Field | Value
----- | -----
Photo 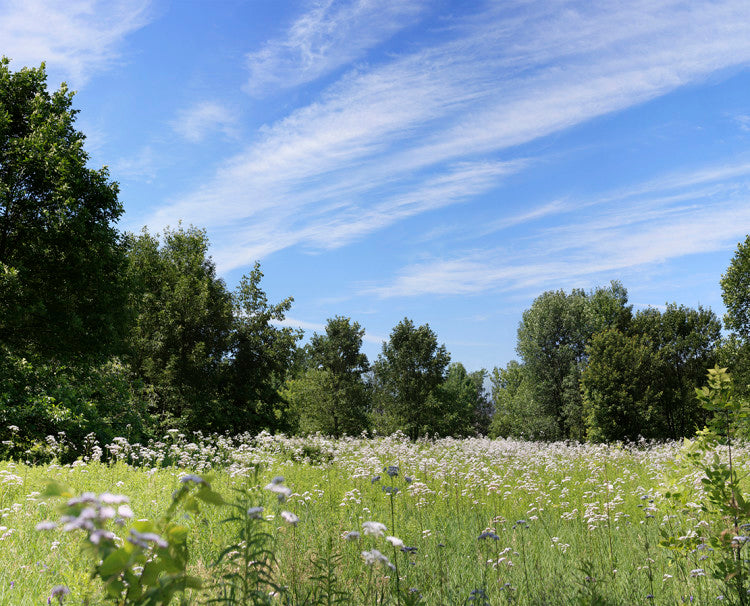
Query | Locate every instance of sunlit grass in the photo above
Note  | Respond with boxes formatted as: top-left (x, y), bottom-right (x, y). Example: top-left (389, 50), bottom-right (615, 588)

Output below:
top-left (0, 433), bottom-right (743, 604)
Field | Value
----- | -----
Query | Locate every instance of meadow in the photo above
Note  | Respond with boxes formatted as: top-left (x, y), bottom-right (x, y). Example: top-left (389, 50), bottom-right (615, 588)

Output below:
top-left (0, 431), bottom-right (744, 605)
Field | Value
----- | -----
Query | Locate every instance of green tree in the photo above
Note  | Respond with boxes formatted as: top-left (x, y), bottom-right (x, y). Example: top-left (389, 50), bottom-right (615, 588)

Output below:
top-left (432, 363), bottom-right (488, 437)
top-left (632, 303), bottom-right (721, 438)
top-left (721, 235), bottom-right (750, 395)
top-left (225, 262), bottom-right (301, 433)
top-left (581, 328), bottom-right (660, 442)
top-left (301, 316), bottom-right (371, 436)
top-left (0, 58), bottom-right (128, 359)
top-left (488, 361), bottom-right (556, 439)
top-left (125, 226), bottom-right (234, 430)
top-left (283, 367), bottom-right (369, 436)
top-left (372, 318), bottom-right (450, 438)
top-left (516, 282), bottom-right (631, 439)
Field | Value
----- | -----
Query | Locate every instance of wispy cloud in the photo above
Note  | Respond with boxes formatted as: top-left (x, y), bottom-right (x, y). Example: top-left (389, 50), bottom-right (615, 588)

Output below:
top-left (112, 145), bottom-right (157, 183)
top-left (0, 0), bottom-right (152, 87)
top-left (245, 0), bottom-right (429, 96)
top-left (367, 160), bottom-right (750, 298)
top-left (171, 101), bottom-right (237, 143)
top-left (148, 0), bottom-right (750, 274)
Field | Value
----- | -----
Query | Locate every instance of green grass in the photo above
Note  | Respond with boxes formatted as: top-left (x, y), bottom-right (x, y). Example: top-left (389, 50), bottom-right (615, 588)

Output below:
top-left (0, 433), bottom-right (744, 604)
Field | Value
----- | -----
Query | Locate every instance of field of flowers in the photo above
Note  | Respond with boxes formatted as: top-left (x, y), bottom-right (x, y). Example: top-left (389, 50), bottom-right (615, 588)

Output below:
top-left (0, 431), bottom-right (744, 605)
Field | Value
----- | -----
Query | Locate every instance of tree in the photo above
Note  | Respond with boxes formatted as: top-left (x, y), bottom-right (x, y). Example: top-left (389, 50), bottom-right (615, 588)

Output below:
top-left (432, 363), bottom-right (489, 437)
top-left (225, 262), bottom-right (301, 433)
top-left (125, 226), bottom-right (234, 430)
top-left (299, 316), bottom-right (371, 436)
top-left (722, 235), bottom-right (750, 340)
top-left (372, 318), bottom-right (450, 438)
top-left (488, 361), bottom-right (556, 439)
top-left (721, 235), bottom-right (750, 394)
top-left (581, 328), bottom-right (660, 442)
top-left (516, 282), bottom-right (632, 439)
top-left (283, 367), bottom-right (369, 436)
top-left (0, 58), bottom-right (128, 359)
top-left (631, 303), bottom-right (721, 438)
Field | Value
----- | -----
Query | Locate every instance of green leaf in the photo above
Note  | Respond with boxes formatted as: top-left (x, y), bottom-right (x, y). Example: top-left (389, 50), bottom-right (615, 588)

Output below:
top-left (99, 547), bottom-right (131, 578)
top-left (196, 486), bottom-right (226, 506)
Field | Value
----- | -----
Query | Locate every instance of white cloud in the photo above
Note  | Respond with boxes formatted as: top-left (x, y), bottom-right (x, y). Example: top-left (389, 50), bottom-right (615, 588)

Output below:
top-left (0, 0), bottom-right (152, 87)
top-left (112, 145), bottom-right (157, 183)
top-left (366, 160), bottom-right (750, 298)
top-left (172, 101), bottom-right (237, 143)
top-left (148, 0), bottom-right (750, 274)
top-left (245, 0), bottom-right (428, 96)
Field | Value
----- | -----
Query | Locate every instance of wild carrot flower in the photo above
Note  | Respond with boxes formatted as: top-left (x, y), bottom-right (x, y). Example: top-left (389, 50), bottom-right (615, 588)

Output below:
top-left (362, 521), bottom-right (386, 537)
top-left (264, 480), bottom-right (292, 502)
top-left (361, 549), bottom-right (396, 570)
top-left (386, 535), bottom-right (404, 548)
top-left (281, 511), bottom-right (299, 526)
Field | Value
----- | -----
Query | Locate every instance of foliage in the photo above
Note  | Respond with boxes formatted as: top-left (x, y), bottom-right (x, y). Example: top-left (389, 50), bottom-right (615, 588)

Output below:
top-left (225, 262), bottom-right (301, 434)
top-left (722, 235), bottom-right (750, 341)
top-left (721, 235), bottom-right (750, 397)
top-left (0, 58), bottom-right (128, 360)
top-left (125, 226), bottom-right (234, 431)
top-left (283, 368), bottom-right (370, 437)
top-left (41, 474), bottom-right (225, 605)
top-left (631, 303), bottom-right (721, 438)
top-left (432, 363), bottom-right (489, 437)
top-left (126, 231), bottom-right (299, 435)
top-left (581, 328), bottom-right (660, 442)
top-left (287, 316), bottom-right (372, 437)
top-left (661, 367), bottom-right (750, 605)
top-left (372, 318), bottom-right (450, 438)
top-left (516, 282), bottom-right (632, 440)
top-left (0, 347), bottom-right (148, 461)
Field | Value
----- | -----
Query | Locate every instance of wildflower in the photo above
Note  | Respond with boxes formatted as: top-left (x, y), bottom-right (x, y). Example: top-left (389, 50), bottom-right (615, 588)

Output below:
top-left (36, 521), bottom-right (57, 531)
top-left (382, 486), bottom-right (399, 495)
top-left (89, 529), bottom-right (115, 545)
top-left (281, 511), bottom-right (299, 526)
top-left (247, 506), bottom-right (264, 519)
top-left (117, 504), bottom-right (133, 519)
top-left (343, 530), bottom-right (361, 541)
top-left (385, 465), bottom-right (399, 478)
top-left (386, 535), bottom-right (404, 548)
top-left (49, 585), bottom-right (70, 604)
top-left (478, 531), bottom-right (499, 540)
top-left (371, 475), bottom-right (381, 484)
top-left (99, 493), bottom-right (129, 505)
top-left (264, 480), bottom-right (292, 502)
top-left (361, 548), bottom-right (396, 570)
top-left (179, 474), bottom-right (205, 485)
top-left (128, 529), bottom-right (168, 549)
top-left (7, 426), bottom-right (19, 433)
top-left (270, 476), bottom-right (285, 485)
top-left (690, 568), bottom-right (706, 577)
top-left (401, 545), bottom-right (418, 554)
top-left (362, 521), bottom-right (386, 537)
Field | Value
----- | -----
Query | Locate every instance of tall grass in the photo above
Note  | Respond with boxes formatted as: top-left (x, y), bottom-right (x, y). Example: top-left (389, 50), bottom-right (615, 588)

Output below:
top-left (0, 431), bottom-right (746, 604)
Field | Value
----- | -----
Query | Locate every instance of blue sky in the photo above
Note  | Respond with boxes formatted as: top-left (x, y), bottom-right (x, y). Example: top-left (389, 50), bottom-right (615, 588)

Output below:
top-left (3, 0), bottom-right (750, 372)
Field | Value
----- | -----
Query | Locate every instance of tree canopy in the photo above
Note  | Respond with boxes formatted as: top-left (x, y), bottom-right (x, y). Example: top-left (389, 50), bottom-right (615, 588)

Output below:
top-left (0, 58), bottom-right (128, 360)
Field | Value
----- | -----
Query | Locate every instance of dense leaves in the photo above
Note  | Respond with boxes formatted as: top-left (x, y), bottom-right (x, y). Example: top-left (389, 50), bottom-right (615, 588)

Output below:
top-left (0, 58), bottom-right (128, 360)
top-left (373, 318), bottom-right (450, 438)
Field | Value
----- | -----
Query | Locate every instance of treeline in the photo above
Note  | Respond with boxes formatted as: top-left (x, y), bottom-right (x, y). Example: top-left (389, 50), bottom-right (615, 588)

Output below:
top-left (2, 59), bottom-right (750, 459)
